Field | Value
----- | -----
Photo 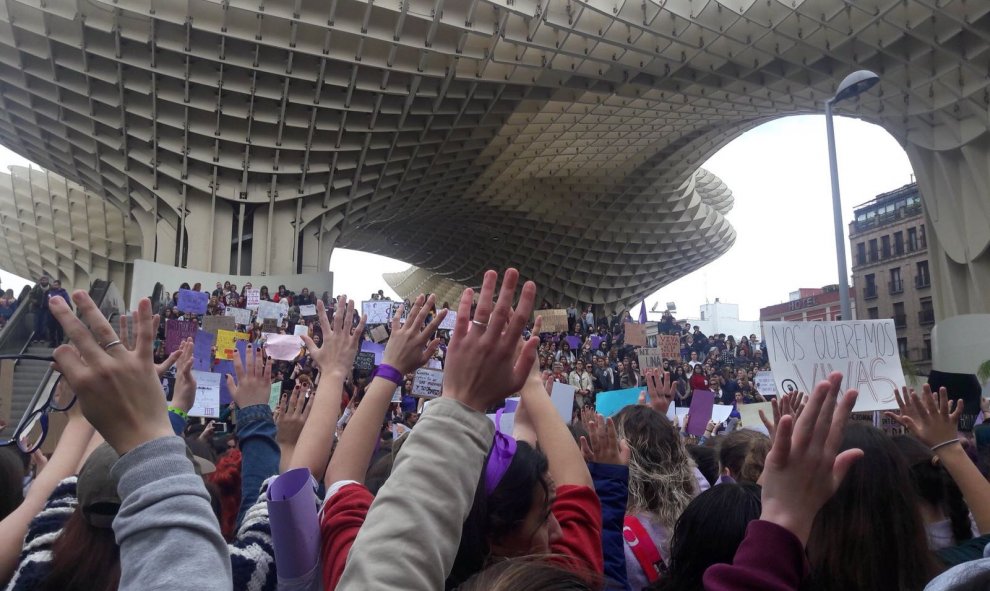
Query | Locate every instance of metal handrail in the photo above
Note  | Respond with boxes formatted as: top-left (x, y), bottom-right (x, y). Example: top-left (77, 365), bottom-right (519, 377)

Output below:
top-left (0, 286), bottom-right (36, 362)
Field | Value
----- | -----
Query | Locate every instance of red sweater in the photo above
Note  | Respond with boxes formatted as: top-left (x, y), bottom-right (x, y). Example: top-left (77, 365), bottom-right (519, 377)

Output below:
top-left (690, 374), bottom-right (709, 392)
top-left (320, 483), bottom-right (374, 591)
top-left (551, 484), bottom-right (604, 577)
top-left (703, 520), bottom-right (808, 591)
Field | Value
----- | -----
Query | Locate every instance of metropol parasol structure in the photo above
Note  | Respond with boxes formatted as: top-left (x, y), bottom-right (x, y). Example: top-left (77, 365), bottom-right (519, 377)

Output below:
top-left (0, 0), bottom-right (986, 317)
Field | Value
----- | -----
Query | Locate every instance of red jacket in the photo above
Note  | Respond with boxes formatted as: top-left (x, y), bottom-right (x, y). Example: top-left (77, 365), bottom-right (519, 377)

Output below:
top-left (690, 373), bottom-right (709, 392)
top-left (320, 483), bottom-right (374, 590)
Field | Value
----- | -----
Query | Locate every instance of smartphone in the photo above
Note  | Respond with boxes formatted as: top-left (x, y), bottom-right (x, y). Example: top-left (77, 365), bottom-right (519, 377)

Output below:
top-left (213, 422), bottom-right (228, 434)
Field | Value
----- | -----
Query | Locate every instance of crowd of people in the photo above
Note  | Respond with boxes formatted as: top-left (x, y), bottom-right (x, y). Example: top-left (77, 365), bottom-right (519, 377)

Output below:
top-left (0, 268), bottom-right (989, 591)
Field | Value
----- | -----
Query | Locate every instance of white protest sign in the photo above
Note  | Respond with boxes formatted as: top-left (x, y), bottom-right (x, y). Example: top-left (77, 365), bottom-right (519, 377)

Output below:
top-left (257, 300), bottom-right (286, 324)
top-left (711, 404), bottom-right (734, 425)
top-left (293, 324), bottom-right (309, 337)
top-left (763, 320), bottom-right (903, 412)
top-left (411, 368), bottom-right (443, 398)
top-left (550, 382), bottom-right (577, 423)
top-left (245, 289), bottom-right (260, 310)
top-left (391, 387), bottom-right (402, 403)
top-left (225, 307), bottom-right (253, 326)
top-left (362, 301), bottom-right (394, 325)
top-left (189, 370), bottom-right (221, 418)
top-left (426, 358), bottom-right (443, 370)
top-left (737, 402), bottom-right (772, 435)
top-left (263, 334), bottom-right (304, 361)
top-left (299, 304), bottom-right (317, 317)
top-left (754, 371), bottom-right (777, 397)
top-left (439, 310), bottom-right (457, 330)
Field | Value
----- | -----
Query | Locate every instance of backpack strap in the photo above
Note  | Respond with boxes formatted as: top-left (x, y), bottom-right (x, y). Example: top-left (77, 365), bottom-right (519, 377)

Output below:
top-left (623, 515), bottom-right (668, 583)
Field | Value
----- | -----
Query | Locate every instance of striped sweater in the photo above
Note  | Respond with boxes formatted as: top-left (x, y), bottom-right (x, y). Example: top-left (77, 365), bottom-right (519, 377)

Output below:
top-left (4, 477), bottom-right (277, 591)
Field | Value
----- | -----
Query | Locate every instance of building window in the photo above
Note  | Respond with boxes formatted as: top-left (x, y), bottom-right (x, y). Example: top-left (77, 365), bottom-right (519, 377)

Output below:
top-left (893, 231), bottom-right (904, 256)
top-left (922, 336), bottom-right (932, 361)
top-left (920, 224), bottom-right (927, 249)
top-left (881, 235), bottom-right (891, 259)
top-left (919, 297), bottom-right (934, 325)
top-left (865, 274), bottom-right (878, 299)
top-left (869, 239), bottom-right (878, 262)
top-left (898, 337), bottom-right (909, 358)
top-left (889, 268), bottom-right (903, 294)
top-left (916, 260), bottom-right (930, 288)
top-left (856, 242), bottom-right (866, 266)
top-left (908, 227), bottom-right (918, 251)
top-left (868, 307), bottom-right (879, 319)
top-left (893, 302), bottom-right (906, 328)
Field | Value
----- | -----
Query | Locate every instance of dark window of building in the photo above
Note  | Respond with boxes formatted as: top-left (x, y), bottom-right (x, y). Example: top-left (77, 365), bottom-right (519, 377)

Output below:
top-left (916, 260), bottom-right (930, 288)
top-left (869, 239), bottom-right (878, 262)
top-left (893, 231), bottom-right (904, 256)
top-left (923, 336), bottom-right (932, 361)
top-left (893, 302), bottom-right (906, 328)
top-left (881, 235), bottom-right (891, 259)
top-left (868, 307), bottom-right (879, 319)
top-left (919, 297), bottom-right (934, 325)
top-left (889, 268), bottom-right (903, 294)
top-left (856, 242), bottom-right (866, 266)
top-left (898, 337), bottom-right (909, 358)
top-left (865, 274), bottom-right (877, 299)
top-left (908, 227), bottom-right (918, 251)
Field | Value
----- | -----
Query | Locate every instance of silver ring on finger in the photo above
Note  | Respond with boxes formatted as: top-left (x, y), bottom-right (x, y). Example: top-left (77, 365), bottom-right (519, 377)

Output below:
top-left (103, 339), bottom-right (123, 351)
top-left (471, 319), bottom-right (489, 329)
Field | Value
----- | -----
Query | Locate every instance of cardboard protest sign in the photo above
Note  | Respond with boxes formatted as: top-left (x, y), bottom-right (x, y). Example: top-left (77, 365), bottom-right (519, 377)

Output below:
top-left (298, 304), bottom-right (317, 317)
top-left (165, 319), bottom-right (198, 354)
top-left (637, 347), bottom-right (663, 371)
top-left (737, 401), bottom-right (772, 435)
top-left (754, 371), bottom-right (777, 397)
top-left (354, 352), bottom-right (376, 374)
top-left (411, 368), bottom-right (443, 398)
top-left (370, 325), bottom-right (389, 343)
top-left (245, 289), bottom-right (260, 310)
top-left (225, 307), bottom-right (253, 327)
top-left (261, 318), bottom-right (278, 333)
top-left (541, 309), bottom-right (569, 333)
top-left (625, 322), bottom-right (647, 347)
top-left (293, 324), bottom-right (309, 337)
top-left (189, 370), bottom-right (221, 418)
top-left (269, 382), bottom-right (282, 411)
top-left (264, 334), bottom-right (304, 361)
top-left (362, 301), bottom-right (394, 325)
top-left (177, 289), bottom-right (208, 315)
top-left (215, 330), bottom-right (250, 361)
top-left (659, 335), bottom-right (681, 361)
top-left (763, 320), bottom-right (903, 412)
top-left (685, 390), bottom-right (716, 436)
top-left (257, 301), bottom-right (286, 324)
top-left (192, 330), bottom-right (215, 371)
top-left (439, 310), bottom-right (457, 331)
top-left (202, 315), bottom-right (236, 335)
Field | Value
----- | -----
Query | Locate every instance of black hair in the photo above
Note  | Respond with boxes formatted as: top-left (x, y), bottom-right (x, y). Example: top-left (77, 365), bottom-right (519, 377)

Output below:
top-left (446, 441), bottom-right (550, 590)
top-left (685, 445), bottom-right (718, 488)
top-left (0, 446), bottom-right (25, 521)
top-left (651, 482), bottom-right (762, 591)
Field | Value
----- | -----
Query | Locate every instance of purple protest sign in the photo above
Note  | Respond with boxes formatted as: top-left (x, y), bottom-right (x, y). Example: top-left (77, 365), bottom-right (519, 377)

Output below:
top-left (686, 390), bottom-right (716, 436)
top-left (360, 341), bottom-right (385, 365)
top-left (267, 468), bottom-right (320, 579)
top-left (165, 319), bottom-right (198, 354)
top-left (590, 335), bottom-right (603, 350)
top-left (192, 330), bottom-right (215, 372)
top-left (215, 341), bottom-right (247, 405)
top-left (565, 335), bottom-right (581, 350)
top-left (177, 288), bottom-right (209, 315)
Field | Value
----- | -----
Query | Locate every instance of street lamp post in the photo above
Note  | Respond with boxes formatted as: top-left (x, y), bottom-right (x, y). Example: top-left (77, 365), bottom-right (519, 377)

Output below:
top-left (825, 70), bottom-right (880, 321)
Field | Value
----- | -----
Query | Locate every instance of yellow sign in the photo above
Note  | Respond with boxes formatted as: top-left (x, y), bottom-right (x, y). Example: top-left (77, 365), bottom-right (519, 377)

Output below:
top-left (215, 329), bottom-right (250, 360)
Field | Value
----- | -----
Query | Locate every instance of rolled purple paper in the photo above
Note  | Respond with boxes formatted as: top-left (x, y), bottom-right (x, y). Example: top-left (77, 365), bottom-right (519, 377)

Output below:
top-left (267, 468), bottom-right (320, 579)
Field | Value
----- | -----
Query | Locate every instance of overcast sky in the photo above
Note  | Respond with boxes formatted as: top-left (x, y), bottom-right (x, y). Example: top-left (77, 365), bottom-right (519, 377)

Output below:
top-left (1, 114), bottom-right (913, 317)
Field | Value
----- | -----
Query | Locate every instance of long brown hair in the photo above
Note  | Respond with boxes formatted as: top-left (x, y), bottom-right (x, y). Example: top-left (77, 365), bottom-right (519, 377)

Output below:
top-left (805, 423), bottom-right (941, 591)
top-left (458, 556), bottom-right (602, 590)
top-left (40, 508), bottom-right (120, 591)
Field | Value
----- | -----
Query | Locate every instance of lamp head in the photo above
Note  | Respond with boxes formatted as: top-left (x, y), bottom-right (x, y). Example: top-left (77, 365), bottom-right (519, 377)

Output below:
top-left (831, 70), bottom-right (880, 104)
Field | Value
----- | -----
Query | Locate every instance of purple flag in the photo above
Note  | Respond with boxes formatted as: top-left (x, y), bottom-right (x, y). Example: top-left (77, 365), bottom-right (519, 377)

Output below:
top-left (192, 330), bottom-right (215, 372)
top-left (177, 289), bottom-right (209, 315)
top-left (638, 301), bottom-right (647, 324)
top-left (165, 319), bottom-right (198, 355)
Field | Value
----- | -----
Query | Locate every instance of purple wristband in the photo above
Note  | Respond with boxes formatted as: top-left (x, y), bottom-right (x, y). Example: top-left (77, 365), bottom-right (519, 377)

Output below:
top-left (370, 363), bottom-right (403, 386)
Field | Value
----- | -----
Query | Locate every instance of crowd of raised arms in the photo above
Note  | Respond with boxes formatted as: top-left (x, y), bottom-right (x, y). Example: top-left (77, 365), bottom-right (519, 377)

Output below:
top-left (2, 268), bottom-right (990, 591)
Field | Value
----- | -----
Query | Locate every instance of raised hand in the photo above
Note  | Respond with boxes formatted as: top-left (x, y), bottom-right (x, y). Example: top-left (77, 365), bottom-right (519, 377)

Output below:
top-left (885, 384), bottom-right (961, 448)
top-left (226, 345), bottom-right (272, 408)
top-left (638, 368), bottom-right (672, 416)
top-left (760, 390), bottom-right (806, 444)
top-left (578, 409), bottom-right (630, 465)
top-left (276, 385), bottom-right (311, 449)
top-left (50, 293), bottom-right (174, 454)
top-left (170, 338), bottom-right (196, 414)
top-left (442, 269), bottom-right (539, 412)
top-left (381, 294), bottom-right (446, 374)
top-left (300, 297), bottom-right (365, 375)
top-left (759, 372), bottom-right (862, 545)
top-left (120, 312), bottom-right (180, 377)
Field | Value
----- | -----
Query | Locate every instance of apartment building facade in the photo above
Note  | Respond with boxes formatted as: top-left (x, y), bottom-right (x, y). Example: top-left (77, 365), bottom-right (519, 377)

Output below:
top-left (849, 183), bottom-right (934, 374)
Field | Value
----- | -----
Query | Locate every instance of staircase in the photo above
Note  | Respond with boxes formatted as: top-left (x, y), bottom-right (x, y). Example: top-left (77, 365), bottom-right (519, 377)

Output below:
top-left (9, 343), bottom-right (55, 425)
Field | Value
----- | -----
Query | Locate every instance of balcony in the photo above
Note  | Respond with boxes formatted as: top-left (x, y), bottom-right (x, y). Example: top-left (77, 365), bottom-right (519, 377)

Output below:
top-left (889, 280), bottom-right (904, 295)
top-left (893, 313), bottom-right (907, 328)
top-left (919, 309), bottom-right (935, 325)
top-left (864, 285), bottom-right (878, 300)
top-left (916, 275), bottom-right (931, 289)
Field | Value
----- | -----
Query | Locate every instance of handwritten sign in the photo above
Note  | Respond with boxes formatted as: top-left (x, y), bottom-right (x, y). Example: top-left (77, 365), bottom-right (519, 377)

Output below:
top-left (177, 289), bottom-right (208, 315)
top-left (625, 322), bottom-right (646, 347)
top-left (225, 307), bottom-right (252, 327)
top-left (370, 325), bottom-right (389, 343)
top-left (202, 315), bottom-right (236, 335)
top-left (261, 318), bottom-right (278, 333)
top-left (362, 301), bottom-right (394, 325)
top-left (354, 352), bottom-right (376, 373)
top-left (189, 370), bottom-right (221, 418)
top-left (439, 310), bottom-right (457, 331)
top-left (245, 289), bottom-right (260, 310)
top-left (299, 304), bottom-right (317, 317)
top-left (257, 300), bottom-right (286, 324)
top-left (659, 335), bottom-right (681, 361)
top-left (215, 330), bottom-right (250, 361)
top-left (411, 368), bottom-right (443, 399)
top-left (165, 319), bottom-right (198, 354)
top-left (541, 309), bottom-right (569, 333)
top-left (754, 371), bottom-right (778, 397)
top-left (637, 347), bottom-right (663, 371)
top-left (763, 320), bottom-right (903, 412)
